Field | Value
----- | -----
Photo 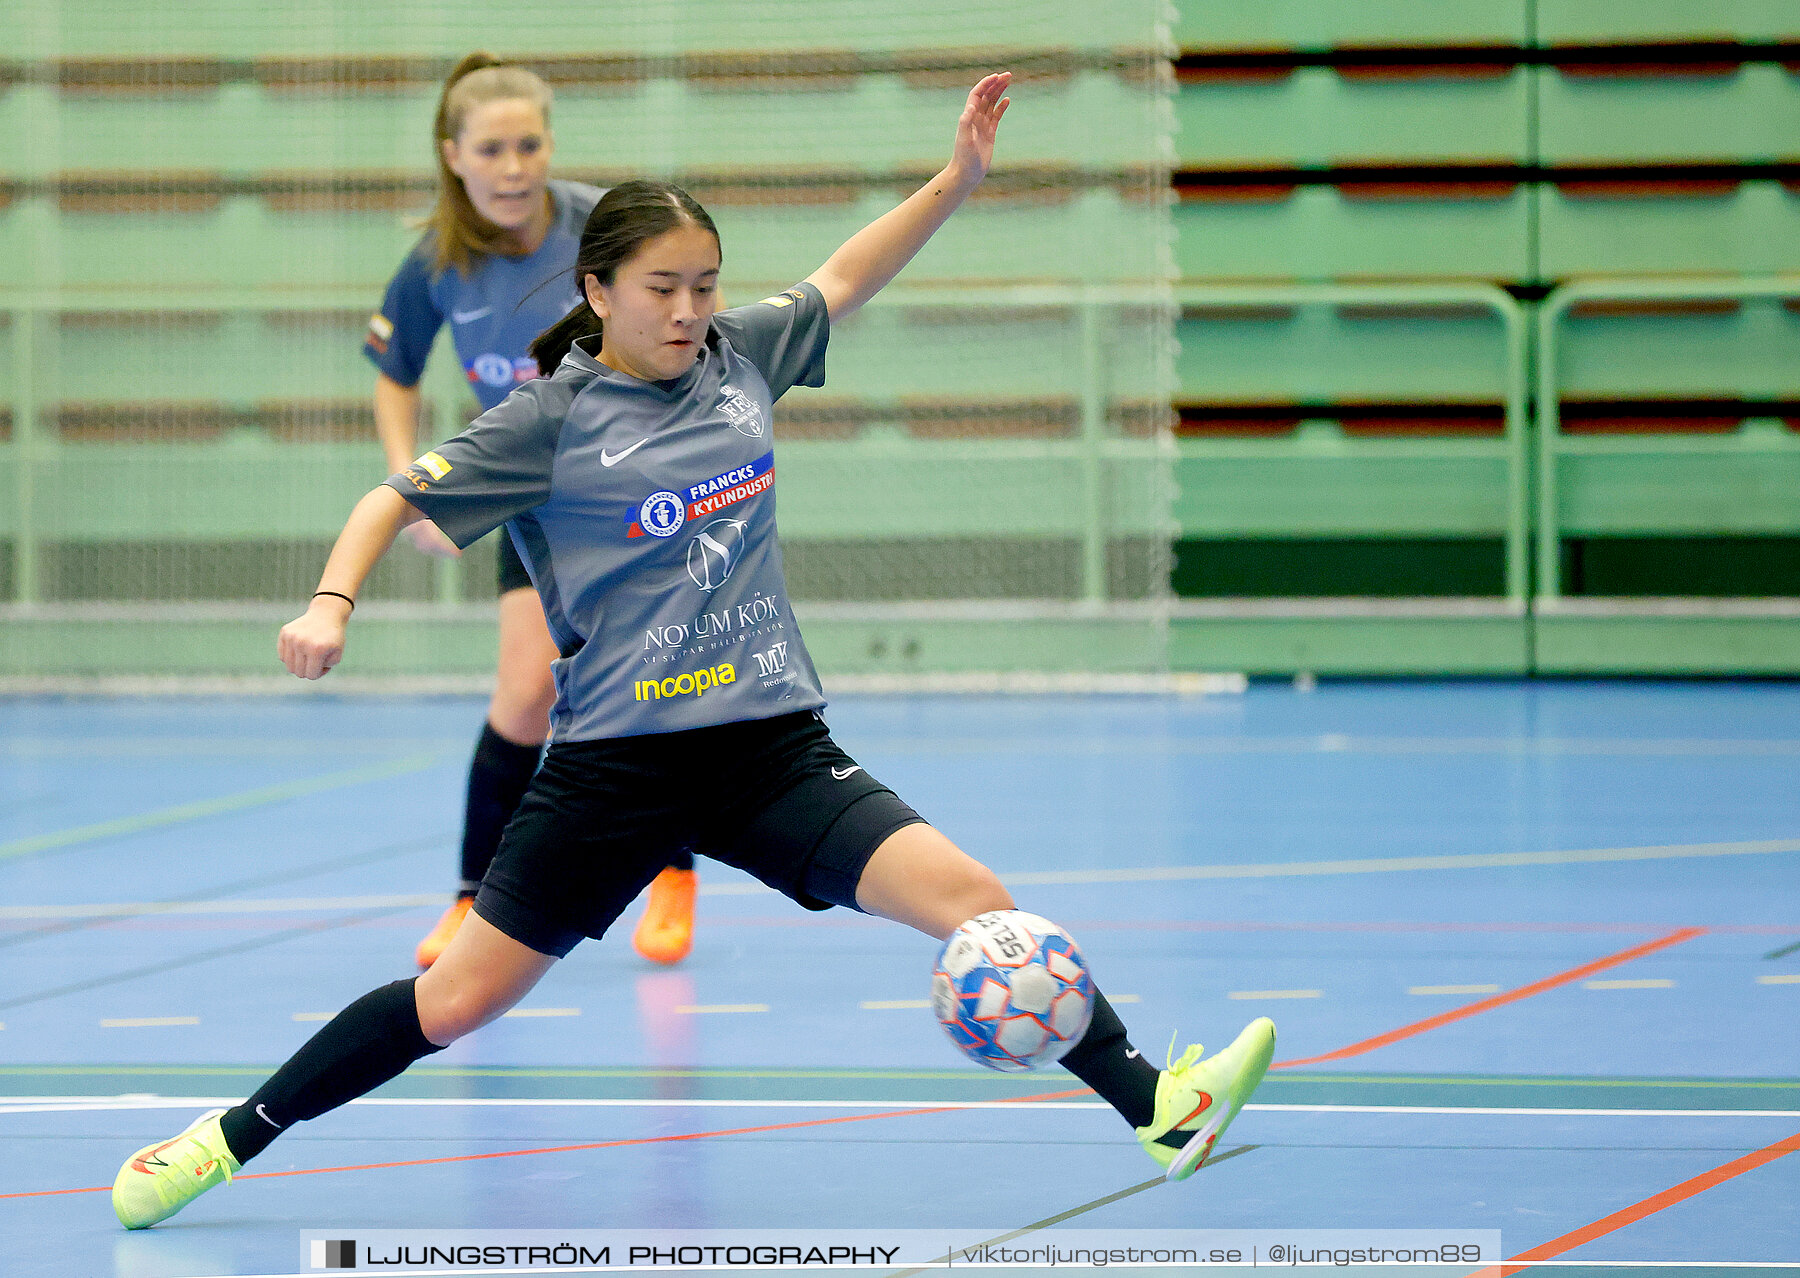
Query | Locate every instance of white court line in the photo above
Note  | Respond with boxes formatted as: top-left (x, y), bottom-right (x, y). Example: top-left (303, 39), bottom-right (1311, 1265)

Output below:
top-left (5, 1096), bottom-right (1797, 1118)
top-left (7, 835), bottom-right (1798, 919)
top-left (1757, 974), bottom-right (1800, 984)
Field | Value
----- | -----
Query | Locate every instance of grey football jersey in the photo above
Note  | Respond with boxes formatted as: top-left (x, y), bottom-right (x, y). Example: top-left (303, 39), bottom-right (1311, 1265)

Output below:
top-left (386, 283), bottom-right (830, 742)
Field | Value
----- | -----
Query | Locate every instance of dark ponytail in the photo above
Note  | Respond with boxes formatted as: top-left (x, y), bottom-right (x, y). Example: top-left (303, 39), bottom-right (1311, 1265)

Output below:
top-left (529, 304), bottom-right (604, 374)
top-left (528, 180), bottom-right (720, 372)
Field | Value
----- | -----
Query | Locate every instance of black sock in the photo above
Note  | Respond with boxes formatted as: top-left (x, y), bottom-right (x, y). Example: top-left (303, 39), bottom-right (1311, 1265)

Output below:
top-left (1058, 988), bottom-right (1161, 1129)
top-left (666, 846), bottom-right (694, 872)
top-left (460, 722), bottom-right (542, 891)
top-left (218, 979), bottom-right (445, 1164)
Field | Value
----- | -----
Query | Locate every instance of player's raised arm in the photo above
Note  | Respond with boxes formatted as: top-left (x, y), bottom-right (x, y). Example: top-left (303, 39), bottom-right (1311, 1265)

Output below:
top-left (277, 485), bottom-right (424, 679)
top-left (803, 72), bottom-right (1010, 324)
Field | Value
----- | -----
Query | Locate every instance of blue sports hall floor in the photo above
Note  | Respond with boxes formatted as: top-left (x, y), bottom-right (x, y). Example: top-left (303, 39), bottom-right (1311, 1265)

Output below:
top-left (1, 680), bottom-right (1796, 1277)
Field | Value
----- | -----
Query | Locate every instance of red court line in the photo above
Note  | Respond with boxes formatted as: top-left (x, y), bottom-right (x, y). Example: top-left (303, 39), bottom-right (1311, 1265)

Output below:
top-left (0, 1088), bottom-right (1095, 1200)
top-left (1466, 1128), bottom-right (1800, 1277)
top-left (0, 928), bottom-right (1713, 1199)
top-left (1273, 926), bottom-right (1707, 1069)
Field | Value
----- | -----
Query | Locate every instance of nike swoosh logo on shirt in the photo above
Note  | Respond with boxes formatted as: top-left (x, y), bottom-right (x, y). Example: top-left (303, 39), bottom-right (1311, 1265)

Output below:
top-left (600, 438), bottom-right (650, 467)
top-left (831, 766), bottom-right (863, 781)
top-left (451, 306), bottom-right (492, 324)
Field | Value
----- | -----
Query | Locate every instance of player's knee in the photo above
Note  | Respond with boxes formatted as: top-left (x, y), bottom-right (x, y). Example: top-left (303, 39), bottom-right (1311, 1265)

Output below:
top-left (415, 981), bottom-right (511, 1046)
top-left (938, 859), bottom-right (1013, 925)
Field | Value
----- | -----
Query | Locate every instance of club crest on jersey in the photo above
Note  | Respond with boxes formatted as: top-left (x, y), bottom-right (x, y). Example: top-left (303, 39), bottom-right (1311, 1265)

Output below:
top-left (719, 383), bottom-right (765, 438)
top-left (637, 491), bottom-right (687, 538)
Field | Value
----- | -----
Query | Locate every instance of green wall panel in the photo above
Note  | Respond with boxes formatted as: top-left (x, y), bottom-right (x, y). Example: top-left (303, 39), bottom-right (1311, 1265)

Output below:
top-left (1175, 190), bottom-right (1532, 283)
top-left (1176, 70), bottom-right (1528, 167)
top-left (1173, 0), bottom-right (1528, 51)
top-left (1175, 442), bottom-right (1516, 537)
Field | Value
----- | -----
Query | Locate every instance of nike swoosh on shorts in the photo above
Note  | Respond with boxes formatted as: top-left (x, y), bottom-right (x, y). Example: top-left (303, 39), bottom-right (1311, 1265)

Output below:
top-left (601, 438), bottom-right (650, 467)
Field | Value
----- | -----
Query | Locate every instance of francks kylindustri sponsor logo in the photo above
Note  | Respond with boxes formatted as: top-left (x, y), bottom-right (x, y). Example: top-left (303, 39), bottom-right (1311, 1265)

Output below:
top-left (627, 452), bottom-right (773, 538)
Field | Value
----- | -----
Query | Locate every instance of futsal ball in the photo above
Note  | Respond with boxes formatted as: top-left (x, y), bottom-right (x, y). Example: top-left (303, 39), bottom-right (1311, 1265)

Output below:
top-left (931, 910), bottom-right (1094, 1072)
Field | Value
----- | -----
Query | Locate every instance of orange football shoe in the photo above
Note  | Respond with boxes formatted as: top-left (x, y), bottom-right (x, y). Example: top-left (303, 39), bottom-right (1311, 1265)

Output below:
top-left (632, 867), bottom-right (697, 965)
top-left (415, 895), bottom-right (474, 969)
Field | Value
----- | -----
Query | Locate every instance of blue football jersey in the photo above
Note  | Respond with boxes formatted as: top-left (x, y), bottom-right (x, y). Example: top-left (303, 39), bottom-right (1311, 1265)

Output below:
top-left (364, 179), bottom-right (601, 412)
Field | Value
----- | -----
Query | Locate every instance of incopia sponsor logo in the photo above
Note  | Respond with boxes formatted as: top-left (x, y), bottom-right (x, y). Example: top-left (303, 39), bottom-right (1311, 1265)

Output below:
top-left (635, 662), bottom-right (736, 702)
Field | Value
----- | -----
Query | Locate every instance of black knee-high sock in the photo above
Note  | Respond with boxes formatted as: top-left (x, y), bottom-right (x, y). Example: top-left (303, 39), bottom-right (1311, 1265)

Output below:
top-left (460, 722), bottom-right (542, 892)
top-left (218, 979), bottom-right (444, 1164)
top-left (1058, 988), bottom-right (1161, 1129)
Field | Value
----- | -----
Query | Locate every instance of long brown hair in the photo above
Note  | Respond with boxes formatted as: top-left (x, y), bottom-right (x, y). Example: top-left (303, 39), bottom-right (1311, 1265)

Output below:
top-left (425, 52), bottom-right (555, 276)
top-left (529, 181), bottom-right (721, 373)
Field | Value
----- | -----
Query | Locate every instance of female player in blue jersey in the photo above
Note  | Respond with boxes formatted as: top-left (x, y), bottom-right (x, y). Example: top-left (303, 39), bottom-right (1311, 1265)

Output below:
top-left (113, 73), bottom-right (1276, 1229)
top-left (368, 53), bottom-right (698, 968)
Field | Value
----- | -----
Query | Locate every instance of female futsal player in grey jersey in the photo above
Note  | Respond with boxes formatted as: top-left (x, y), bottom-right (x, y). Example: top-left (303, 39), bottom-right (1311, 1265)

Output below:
top-left (113, 74), bottom-right (1275, 1229)
top-left (372, 52), bottom-right (698, 968)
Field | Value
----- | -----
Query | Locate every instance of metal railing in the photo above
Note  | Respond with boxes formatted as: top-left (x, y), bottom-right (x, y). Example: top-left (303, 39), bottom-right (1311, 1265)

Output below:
top-left (1535, 275), bottom-right (1800, 601)
top-left (1176, 282), bottom-right (1531, 609)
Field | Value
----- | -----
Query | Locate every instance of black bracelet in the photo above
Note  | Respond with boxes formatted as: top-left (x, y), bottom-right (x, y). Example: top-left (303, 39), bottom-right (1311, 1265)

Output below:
top-left (312, 590), bottom-right (356, 611)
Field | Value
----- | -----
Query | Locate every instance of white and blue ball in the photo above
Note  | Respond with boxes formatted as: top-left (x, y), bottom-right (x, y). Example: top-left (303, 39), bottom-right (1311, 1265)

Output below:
top-left (932, 910), bottom-right (1093, 1071)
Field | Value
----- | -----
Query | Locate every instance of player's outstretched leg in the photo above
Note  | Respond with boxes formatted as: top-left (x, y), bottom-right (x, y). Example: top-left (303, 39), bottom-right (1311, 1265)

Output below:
top-left (632, 848), bottom-right (698, 964)
top-left (852, 822), bottom-right (1275, 1179)
top-left (116, 912), bottom-right (556, 1228)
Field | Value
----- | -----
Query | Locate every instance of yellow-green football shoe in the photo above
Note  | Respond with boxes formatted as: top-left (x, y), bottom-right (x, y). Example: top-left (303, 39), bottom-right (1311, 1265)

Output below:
top-left (1135, 1017), bottom-right (1276, 1181)
top-left (113, 1108), bottom-right (240, 1229)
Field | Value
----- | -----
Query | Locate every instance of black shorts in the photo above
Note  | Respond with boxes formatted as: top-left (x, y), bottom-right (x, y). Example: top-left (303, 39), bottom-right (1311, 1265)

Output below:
top-left (472, 711), bottom-right (923, 958)
top-left (496, 530), bottom-right (533, 595)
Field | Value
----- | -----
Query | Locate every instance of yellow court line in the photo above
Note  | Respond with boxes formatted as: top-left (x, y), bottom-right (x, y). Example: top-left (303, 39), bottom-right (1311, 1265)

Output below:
top-left (0, 753), bottom-right (443, 863)
top-left (1757, 974), bottom-right (1800, 985)
top-left (1003, 837), bottom-right (1800, 886)
top-left (11, 838), bottom-right (1799, 919)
